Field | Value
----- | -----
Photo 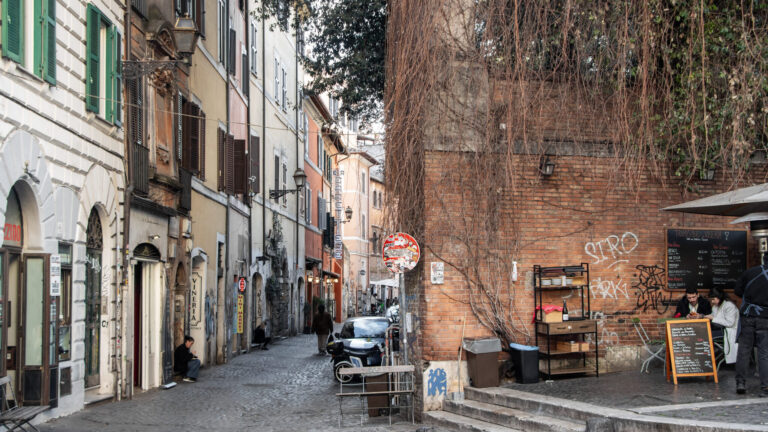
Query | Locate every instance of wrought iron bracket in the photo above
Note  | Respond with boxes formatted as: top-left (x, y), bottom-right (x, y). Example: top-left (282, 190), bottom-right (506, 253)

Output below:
top-left (122, 59), bottom-right (179, 80)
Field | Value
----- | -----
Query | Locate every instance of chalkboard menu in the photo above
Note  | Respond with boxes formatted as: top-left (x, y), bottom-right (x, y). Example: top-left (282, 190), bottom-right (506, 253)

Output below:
top-left (665, 319), bottom-right (718, 384)
top-left (666, 229), bottom-right (747, 291)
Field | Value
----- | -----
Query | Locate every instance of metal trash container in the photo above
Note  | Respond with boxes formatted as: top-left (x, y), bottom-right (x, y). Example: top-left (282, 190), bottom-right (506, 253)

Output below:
top-left (509, 343), bottom-right (539, 384)
top-left (463, 338), bottom-right (502, 388)
top-left (365, 374), bottom-right (389, 417)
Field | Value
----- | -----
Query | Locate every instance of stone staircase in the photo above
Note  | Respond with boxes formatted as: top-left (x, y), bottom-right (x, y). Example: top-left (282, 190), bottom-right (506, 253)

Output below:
top-left (424, 387), bottom-right (587, 432)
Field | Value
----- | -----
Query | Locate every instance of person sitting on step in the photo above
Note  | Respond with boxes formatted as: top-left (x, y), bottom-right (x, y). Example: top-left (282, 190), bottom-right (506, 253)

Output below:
top-left (174, 335), bottom-right (201, 383)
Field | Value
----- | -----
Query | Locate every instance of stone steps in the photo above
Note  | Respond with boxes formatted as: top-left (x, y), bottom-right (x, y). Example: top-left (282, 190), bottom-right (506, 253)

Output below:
top-left (443, 399), bottom-right (585, 432)
top-left (424, 410), bottom-right (524, 432)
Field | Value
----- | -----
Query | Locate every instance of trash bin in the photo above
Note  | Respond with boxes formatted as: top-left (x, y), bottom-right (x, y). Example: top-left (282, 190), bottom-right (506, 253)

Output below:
top-left (463, 338), bottom-right (502, 388)
top-left (509, 343), bottom-right (539, 384)
top-left (365, 374), bottom-right (389, 417)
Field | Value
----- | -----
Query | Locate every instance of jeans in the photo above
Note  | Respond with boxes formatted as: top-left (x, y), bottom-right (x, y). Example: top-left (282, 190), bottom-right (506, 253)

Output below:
top-left (317, 333), bottom-right (328, 353)
top-left (186, 358), bottom-right (201, 379)
top-left (735, 315), bottom-right (768, 388)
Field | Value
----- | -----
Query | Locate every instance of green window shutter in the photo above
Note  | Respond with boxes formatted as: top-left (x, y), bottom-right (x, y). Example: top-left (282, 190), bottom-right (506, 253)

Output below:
top-left (86, 5), bottom-right (100, 113)
top-left (34, 0), bottom-right (42, 77)
top-left (2, 0), bottom-right (24, 63)
top-left (105, 26), bottom-right (114, 122)
top-left (43, 0), bottom-right (56, 84)
top-left (113, 31), bottom-right (122, 126)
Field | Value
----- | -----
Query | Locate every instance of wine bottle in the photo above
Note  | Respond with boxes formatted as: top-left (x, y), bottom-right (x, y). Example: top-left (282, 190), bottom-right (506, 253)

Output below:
top-left (562, 300), bottom-right (569, 321)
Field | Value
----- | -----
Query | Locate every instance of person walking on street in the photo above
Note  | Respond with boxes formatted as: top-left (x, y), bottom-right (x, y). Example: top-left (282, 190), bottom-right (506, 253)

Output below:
top-left (734, 264), bottom-right (768, 396)
top-left (174, 335), bottom-right (201, 382)
top-left (311, 304), bottom-right (333, 355)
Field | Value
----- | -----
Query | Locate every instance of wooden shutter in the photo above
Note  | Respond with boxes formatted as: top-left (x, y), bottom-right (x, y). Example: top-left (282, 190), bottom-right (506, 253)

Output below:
top-left (2, 0), bottom-right (23, 63)
top-left (86, 5), bottom-right (100, 112)
top-left (217, 129), bottom-right (225, 191)
top-left (176, 93), bottom-right (183, 160)
top-left (189, 105), bottom-right (200, 175)
top-left (225, 134), bottom-right (235, 193)
top-left (234, 139), bottom-right (246, 195)
top-left (242, 52), bottom-right (248, 96)
top-left (228, 28), bottom-right (236, 75)
top-left (250, 21), bottom-right (257, 73)
top-left (274, 156), bottom-right (280, 202)
top-left (249, 135), bottom-right (259, 194)
top-left (181, 101), bottom-right (191, 170)
top-left (105, 26), bottom-right (115, 122)
top-left (195, 0), bottom-right (205, 38)
top-left (128, 78), bottom-right (143, 146)
top-left (199, 110), bottom-right (206, 179)
top-left (113, 31), bottom-right (122, 125)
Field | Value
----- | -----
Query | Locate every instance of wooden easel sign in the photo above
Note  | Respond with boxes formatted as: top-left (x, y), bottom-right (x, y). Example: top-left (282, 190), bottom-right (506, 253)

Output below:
top-left (665, 319), bottom-right (718, 385)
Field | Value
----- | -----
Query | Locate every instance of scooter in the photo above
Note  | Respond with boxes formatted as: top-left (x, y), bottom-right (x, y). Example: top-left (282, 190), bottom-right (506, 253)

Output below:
top-left (327, 335), bottom-right (385, 383)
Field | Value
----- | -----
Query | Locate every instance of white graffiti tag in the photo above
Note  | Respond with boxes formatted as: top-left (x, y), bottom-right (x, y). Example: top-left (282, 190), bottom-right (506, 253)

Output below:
top-left (584, 311), bottom-right (619, 346)
top-left (590, 277), bottom-right (629, 300)
top-left (584, 232), bottom-right (639, 268)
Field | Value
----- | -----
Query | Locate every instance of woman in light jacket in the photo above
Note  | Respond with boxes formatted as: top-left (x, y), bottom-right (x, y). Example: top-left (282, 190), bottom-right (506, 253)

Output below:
top-left (706, 287), bottom-right (739, 364)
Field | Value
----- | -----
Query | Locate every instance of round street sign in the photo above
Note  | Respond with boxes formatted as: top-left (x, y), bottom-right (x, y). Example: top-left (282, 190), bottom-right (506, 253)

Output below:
top-left (238, 277), bottom-right (246, 292)
top-left (382, 232), bottom-right (420, 274)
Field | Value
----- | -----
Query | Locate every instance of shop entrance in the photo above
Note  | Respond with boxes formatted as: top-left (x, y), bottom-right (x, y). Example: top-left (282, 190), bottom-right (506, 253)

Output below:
top-left (84, 210), bottom-right (102, 388)
top-left (132, 243), bottom-right (163, 390)
top-left (1, 185), bottom-right (57, 407)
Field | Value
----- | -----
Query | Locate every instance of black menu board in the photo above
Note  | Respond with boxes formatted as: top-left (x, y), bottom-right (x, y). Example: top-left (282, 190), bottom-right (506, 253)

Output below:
top-left (665, 319), bottom-right (718, 384)
top-left (666, 229), bottom-right (747, 291)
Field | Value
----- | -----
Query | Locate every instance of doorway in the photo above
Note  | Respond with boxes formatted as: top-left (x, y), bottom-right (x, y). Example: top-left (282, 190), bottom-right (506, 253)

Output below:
top-left (84, 209), bottom-right (102, 388)
top-left (131, 243), bottom-right (163, 390)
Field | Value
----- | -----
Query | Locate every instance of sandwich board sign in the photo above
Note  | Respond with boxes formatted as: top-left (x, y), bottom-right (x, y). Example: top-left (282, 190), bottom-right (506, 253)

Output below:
top-left (665, 318), bottom-right (718, 385)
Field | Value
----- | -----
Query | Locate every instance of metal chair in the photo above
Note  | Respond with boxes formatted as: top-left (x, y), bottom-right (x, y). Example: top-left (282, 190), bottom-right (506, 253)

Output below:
top-left (632, 318), bottom-right (666, 374)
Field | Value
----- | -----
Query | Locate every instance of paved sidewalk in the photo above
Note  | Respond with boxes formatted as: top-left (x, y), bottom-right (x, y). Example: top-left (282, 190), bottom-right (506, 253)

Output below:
top-left (39, 330), bottom-right (426, 432)
top-left (505, 367), bottom-right (768, 426)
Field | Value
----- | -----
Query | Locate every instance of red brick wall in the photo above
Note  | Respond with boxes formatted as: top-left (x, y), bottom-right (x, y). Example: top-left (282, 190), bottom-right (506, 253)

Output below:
top-left (418, 150), bottom-right (764, 362)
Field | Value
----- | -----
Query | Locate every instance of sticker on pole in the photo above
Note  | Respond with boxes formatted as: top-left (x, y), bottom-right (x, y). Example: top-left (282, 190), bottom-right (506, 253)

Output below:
top-left (382, 232), bottom-right (420, 273)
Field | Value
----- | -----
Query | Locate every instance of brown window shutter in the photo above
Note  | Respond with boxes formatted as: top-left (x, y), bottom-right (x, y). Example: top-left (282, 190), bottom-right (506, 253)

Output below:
top-left (234, 139), bottom-right (246, 195)
top-left (226, 134), bottom-right (235, 194)
top-left (274, 156), bottom-right (280, 202)
top-left (199, 110), bottom-right (206, 180)
top-left (217, 129), bottom-right (225, 191)
top-left (249, 135), bottom-right (259, 194)
top-left (189, 105), bottom-right (200, 175)
top-left (181, 101), bottom-right (191, 170)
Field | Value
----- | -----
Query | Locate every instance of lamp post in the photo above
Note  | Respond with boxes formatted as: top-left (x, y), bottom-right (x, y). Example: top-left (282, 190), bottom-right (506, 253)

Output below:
top-left (269, 168), bottom-right (307, 200)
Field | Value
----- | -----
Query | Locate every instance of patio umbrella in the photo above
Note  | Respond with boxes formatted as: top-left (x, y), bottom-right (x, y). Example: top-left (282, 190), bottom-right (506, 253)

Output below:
top-left (661, 183), bottom-right (768, 217)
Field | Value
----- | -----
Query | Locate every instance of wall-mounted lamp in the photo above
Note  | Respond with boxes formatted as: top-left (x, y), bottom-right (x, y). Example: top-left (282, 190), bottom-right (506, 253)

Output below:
top-left (269, 168), bottom-right (307, 200)
top-left (539, 155), bottom-right (555, 177)
top-left (333, 278), bottom-right (339, 283)
top-left (148, 234), bottom-right (161, 240)
top-left (338, 206), bottom-right (354, 223)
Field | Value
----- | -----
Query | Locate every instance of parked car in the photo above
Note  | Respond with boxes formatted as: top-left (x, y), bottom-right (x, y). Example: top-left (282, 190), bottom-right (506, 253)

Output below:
top-left (327, 316), bottom-right (390, 383)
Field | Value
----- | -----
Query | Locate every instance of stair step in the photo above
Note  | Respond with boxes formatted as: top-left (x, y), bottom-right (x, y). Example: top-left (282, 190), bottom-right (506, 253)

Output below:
top-left (425, 410), bottom-right (524, 432)
top-left (444, 399), bottom-right (585, 432)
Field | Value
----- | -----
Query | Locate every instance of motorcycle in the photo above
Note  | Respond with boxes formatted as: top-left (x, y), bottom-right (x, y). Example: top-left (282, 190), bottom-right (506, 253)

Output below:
top-left (327, 333), bottom-right (385, 383)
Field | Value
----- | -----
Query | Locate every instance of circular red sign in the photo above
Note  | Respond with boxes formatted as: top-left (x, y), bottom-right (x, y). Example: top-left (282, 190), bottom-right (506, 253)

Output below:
top-left (382, 232), bottom-right (420, 274)
top-left (238, 277), bottom-right (246, 292)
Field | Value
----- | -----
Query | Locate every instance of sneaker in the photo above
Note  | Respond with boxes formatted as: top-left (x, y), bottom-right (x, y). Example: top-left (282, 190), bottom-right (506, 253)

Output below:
top-left (736, 381), bottom-right (746, 395)
top-left (760, 388), bottom-right (768, 398)
top-left (183, 377), bottom-right (196, 383)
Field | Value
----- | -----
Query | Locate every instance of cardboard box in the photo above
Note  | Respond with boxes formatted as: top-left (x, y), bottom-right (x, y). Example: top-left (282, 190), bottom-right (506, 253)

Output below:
top-left (579, 342), bottom-right (590, 352)
top-left (543, 311), bottom-right (562, 323)
top-left (557, 341), bottom-right (580, 352)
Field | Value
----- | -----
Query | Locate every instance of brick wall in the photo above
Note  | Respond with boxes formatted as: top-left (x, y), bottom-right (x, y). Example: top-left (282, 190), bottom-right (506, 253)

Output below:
top-left (417, 150), bottom-right (765, 368)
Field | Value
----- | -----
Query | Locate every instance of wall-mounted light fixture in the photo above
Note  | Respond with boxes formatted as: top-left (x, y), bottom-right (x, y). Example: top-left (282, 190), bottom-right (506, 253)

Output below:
top-left (333, 278), bottom-right (339, 283)
top-left (539, 155), bottom-right (555, 177)
top-left (338, 206), bottom-right (354, 223)
top-left (269, 168), bottom-right (307, 200)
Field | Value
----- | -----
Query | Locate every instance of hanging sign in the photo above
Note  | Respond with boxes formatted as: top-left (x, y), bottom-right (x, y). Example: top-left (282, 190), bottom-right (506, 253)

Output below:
top-left (382, 232), bottom-right (420, 274)
top-left (238, 277), bottom-right (246, 292)
top-left (333, 169), bottom-right (344, 259)
top-left (50, 255), bottom-right (61, 296)
top-left (236, 294), bottom-right (244, 334)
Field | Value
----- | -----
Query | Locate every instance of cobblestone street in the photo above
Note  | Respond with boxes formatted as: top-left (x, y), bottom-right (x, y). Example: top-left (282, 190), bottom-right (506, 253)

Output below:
top-left (39, 331), bottom-right (428, 432)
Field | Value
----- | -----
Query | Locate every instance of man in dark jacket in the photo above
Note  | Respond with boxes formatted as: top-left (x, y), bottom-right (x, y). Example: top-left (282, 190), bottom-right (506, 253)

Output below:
top-left (734, 264), bottom-right (768, 396)
top-left (174, 335), bottom-right (201, 382)
top-left (311, 305), bottom-right (334, 355)
top-left (674, 287), bottom-right (712, 318)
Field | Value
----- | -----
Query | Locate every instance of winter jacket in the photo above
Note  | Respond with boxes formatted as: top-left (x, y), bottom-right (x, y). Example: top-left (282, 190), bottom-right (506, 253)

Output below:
top-left (312, 312), bottom-right (334, 335)
top-left (711, 300), bottom-right (739, 364)
top-left (674, 295), bottom-right (712, 318)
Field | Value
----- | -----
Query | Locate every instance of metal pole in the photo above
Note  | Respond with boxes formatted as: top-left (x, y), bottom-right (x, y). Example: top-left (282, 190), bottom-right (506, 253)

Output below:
top-left (400, 272), bottom-right (407, 365)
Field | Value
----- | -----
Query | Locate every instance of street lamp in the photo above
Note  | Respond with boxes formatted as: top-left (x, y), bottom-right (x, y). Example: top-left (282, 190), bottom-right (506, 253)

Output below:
top-left (174, 14), bottom-right (199, 58)
top-left (269, 168), bottom-right (307, 200)
top-left (338, 206), bottom-right (354, 223)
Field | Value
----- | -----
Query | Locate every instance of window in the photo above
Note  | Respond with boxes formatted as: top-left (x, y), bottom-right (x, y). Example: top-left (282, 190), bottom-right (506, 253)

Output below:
top-left (227, 25), bottom-right (236, 75)
top-left (250, 20), bottom-right (258, 75)
top-left (273, 155), bottom-right (280, 203)
top-left (318, 196), bottom-right (327, 230)
top-left (273, 56), bottom-right (280, 105)
top-left (181, 99), bottom-right (205, 178)
top-left (362, 215), bottom-right (366, 239)
top-left (249, 134), bottom-right (260, 194)
top-left (2, 0), bottom-right (57, 84)
top-left (305, 186), bottom-right (312, 224)
top-left (282, 161), bottom-right (287, 205)
top-left (216, 128), bottom-right (245, 196)
top-left (303, 113), bottom-right (309, 144)
top-left (218, 0), bottom-right (226, 63)
top-left (317, 135), bottom-right (323, 172)
top-left (86, 5), bottom-right (122, 124)
top-left (58, 243), bottom-right (72, 362)
top-left (281, 65), bottom-right (287, 111)
top-left (241, 48), bottom-right (248, 95)
top-left (361, 172), bottom-right (366, 194)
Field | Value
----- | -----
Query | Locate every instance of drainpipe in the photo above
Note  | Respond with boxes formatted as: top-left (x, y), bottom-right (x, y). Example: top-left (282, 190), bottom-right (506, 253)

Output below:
top-left (294, 19), bottom-right (301, 336)
top-left (261, 10), bottom-right (266, 324)
top-left (244, 0), bottom-right (252, 350)
top-left (224, 0), bottom-right (231, 363)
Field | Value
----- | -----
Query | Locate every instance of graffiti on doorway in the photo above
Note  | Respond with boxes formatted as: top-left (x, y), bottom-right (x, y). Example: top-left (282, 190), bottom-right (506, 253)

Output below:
top-left (633, 264), bottom-right (672, 315)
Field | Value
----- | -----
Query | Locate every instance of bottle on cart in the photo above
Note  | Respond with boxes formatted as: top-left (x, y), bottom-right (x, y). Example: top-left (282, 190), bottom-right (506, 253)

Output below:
top-left (562, 300), bottom-right (569, 321)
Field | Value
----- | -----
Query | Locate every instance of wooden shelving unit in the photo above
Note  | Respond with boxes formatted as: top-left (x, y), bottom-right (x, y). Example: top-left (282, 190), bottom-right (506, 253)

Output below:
top-left (533, 263), bottom-right (599, 378)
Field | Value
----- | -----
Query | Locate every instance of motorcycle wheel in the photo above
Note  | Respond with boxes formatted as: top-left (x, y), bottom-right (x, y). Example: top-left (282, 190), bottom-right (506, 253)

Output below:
top-left (334, 360), bottom-right (355, 383)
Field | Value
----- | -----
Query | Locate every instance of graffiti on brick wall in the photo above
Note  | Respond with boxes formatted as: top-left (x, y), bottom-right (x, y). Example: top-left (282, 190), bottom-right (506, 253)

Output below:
top-left (427, 368), bottom-right (447, 396)
top-left (590, 277), bottom-right (629, 300)
top-left (633, 264), bottom-right (673, 315)
top-left (584, 311), bottom-right (619, 346)
top-left (584, 232), bottom-right (639, 269)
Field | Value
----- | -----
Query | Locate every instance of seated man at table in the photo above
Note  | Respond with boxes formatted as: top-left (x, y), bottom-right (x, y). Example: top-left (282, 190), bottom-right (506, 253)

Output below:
top-left (674, 286), bottom-right (712, 319)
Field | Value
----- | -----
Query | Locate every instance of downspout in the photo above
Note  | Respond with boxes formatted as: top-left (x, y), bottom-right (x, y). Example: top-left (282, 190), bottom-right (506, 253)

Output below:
top-left (294, 20), bottom-right (300, 336)
top-left (224, 0), bottom-right (231, 362)
top-left (120, 0), bottom-right (133, 401)
top-left (261, 9), bottom-right (266, 282)
top-left (244, 0), bottom-right (252, 350)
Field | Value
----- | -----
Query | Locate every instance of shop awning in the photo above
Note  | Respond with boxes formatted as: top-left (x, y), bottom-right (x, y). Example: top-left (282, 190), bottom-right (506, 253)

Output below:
top-left (370, 278), bottom-right (399, 287)
top-left (662, 182), bottom-right (768, 217)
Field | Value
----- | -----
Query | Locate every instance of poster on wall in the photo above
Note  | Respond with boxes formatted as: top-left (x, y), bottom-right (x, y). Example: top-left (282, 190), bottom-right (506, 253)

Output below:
top-left (430, 262), bottom-right (444, 284)
top-left (50, 255), bottom-right (61, 296)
